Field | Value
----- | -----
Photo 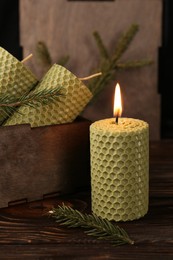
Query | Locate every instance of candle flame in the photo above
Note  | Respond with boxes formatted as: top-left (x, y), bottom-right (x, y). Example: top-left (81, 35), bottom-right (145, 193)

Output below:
top-left (113, 83), bottom-right (122, 121)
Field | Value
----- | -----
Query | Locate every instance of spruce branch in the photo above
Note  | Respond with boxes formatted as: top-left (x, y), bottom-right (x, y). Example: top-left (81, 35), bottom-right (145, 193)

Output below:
top-left (35, 41), bottom-right (52, 68)
top-left (93, 31), bottom-right (109, 60)
top-left (112, 24), bottom-right (139, 64)
top-left (49, 205), bottom-right (134, 246)
top-left (58, 55), bottom-right (70, 66)
top-left (115, 59), bottom-right (153, 70)
top-left (88, 24), bottom-right (152, 98)
top-left (0, 87), bottom-right (64, 118)
top-left (35, 41), bottom-right (70, 70)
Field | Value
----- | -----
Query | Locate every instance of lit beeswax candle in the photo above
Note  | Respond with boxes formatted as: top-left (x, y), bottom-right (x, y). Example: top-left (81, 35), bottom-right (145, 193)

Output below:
top-left (90, 84), bottom-right (149, 221)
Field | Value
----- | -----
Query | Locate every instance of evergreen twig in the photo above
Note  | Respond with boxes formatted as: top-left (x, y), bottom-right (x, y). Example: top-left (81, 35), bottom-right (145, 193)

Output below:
top-left (88, 24), bottom-right (152, 98)
top-left (35, 41), bottom-right (70, 70)
top-left (35, 41), bottom-right (52, 68)
top-left (93, 31), bottom-right (109, 60)
top-left (58, 55), bottom-right (70, 66)
top-left (115, 60), bottom-right (153, 70)
top-left (0, 87), bottom-right (64, 118)
top-left (49, 205), bottom-right (134, 246)
top-left (112, 24), bottom-right (139, 63)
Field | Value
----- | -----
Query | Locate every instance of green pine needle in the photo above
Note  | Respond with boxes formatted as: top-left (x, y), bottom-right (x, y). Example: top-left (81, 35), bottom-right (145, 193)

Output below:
top-left (49, 205), bottom-right (134, 246)
top-left (0, 87), bottom-right (64, 119)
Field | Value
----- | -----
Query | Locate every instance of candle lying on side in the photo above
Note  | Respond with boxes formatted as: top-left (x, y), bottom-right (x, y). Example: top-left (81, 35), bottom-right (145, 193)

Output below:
top-left (0, 47), bottom-right (38, 123)
top-left (4, 64), bottom-right (93, 127)
top-left (90, 84), bottom-right (149, 221)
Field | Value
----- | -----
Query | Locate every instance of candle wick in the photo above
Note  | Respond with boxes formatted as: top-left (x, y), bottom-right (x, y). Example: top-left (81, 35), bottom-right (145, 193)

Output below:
top-left (115, 115), bottom-right (119, 124)
top-left (79, 72), bottom-right (102, 81)
top-left (21, 53), bottom-right (33, 63)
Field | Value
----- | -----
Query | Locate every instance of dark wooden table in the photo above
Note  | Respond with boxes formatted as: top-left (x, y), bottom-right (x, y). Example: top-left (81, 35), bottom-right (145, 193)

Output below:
top-left (0, 140), bottom-right (173, 259)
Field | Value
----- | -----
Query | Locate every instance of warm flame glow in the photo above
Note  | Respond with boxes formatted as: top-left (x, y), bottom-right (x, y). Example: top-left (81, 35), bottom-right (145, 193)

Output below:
top-left (113, 83), bottom-right (122, 120)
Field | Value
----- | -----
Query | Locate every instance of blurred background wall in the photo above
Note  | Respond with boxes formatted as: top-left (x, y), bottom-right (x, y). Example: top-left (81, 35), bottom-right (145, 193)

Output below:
top-left (0, 0), bottom-right (162, 140)
top-left (20, 0), bottom-right (162, 140)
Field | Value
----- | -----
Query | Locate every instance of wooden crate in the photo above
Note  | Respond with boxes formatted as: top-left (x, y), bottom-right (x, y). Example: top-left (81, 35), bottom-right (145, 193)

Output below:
top-left (0, 118), bottom-right (91, 208)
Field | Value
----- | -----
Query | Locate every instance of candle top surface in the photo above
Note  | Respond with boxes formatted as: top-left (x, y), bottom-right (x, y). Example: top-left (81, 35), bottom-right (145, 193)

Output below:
top-left (90, 118), bottom-right (148, 134)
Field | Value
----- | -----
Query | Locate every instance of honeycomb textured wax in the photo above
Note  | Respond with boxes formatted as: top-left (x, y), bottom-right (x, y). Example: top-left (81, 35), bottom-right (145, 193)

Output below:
top-left (5, 64), bottom-right (93, 127)
top-left (0, 47), bottom-right (38, 123)
top-left (90, 118), bottom-right (149, 221)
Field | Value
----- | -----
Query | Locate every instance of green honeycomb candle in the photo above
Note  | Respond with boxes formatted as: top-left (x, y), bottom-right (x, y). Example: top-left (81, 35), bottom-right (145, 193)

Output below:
top-left (4, 64), bottom-right (93, 127)
top-left (0, 47), bottom-right (38, 123)
top-left (90, 117), bottom-right (149, 222)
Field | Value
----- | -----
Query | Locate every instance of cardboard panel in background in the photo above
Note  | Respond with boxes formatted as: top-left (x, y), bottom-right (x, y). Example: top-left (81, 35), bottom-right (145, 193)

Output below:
top-left (20, 0), bottom-right (162, 140)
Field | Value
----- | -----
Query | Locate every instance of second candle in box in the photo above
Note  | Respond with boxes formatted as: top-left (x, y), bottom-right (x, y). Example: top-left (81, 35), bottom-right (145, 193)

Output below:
top-left (90, 83), bottom-right (149, 221)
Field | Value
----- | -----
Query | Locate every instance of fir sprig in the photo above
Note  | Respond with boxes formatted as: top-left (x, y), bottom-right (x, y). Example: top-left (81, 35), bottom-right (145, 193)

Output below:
top-left (35, 41), bottom-right (70, 70)
top-left (0, 87), bottom-right (64, 118)
top-left (88, 24), bottom-right (153, 98)
top-left (35, 41), bottom-right (52, 68)
top-left (58, 55), bottom-right (70, 67)
top-left (93, 31), bottom-right (109, 60)
top-left (112, 24), bottom-right (139, 63)
top-left (49, 205), bottom-right (134, 246)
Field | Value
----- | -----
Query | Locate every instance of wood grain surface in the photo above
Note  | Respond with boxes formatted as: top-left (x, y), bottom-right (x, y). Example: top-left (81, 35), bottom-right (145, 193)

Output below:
top-left (0, 118), bottom-right (91, 208)
top-left (19, 0), bottom-right (162, 140)
top-left (0, 140), bottom-right (173, 259)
